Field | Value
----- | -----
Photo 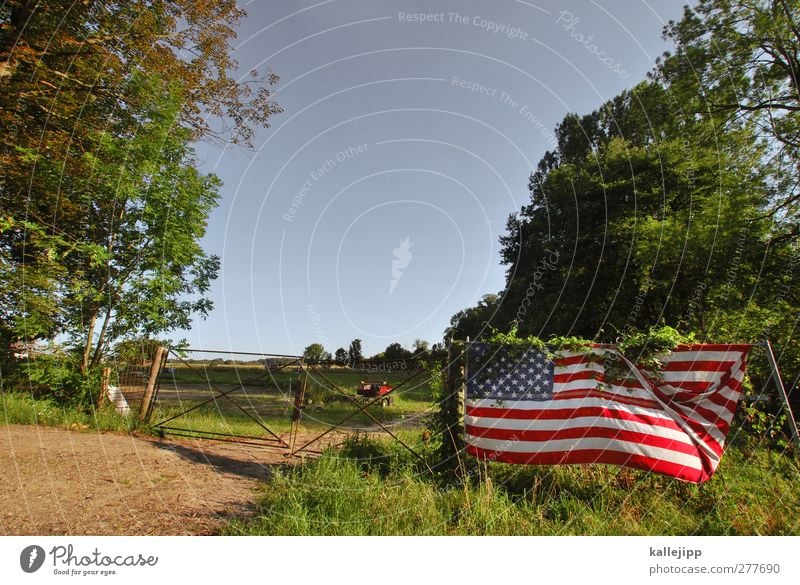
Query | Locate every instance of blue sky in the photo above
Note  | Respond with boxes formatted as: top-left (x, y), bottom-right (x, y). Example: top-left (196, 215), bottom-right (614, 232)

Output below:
top-left (180, 0), bottom-right (687, 357)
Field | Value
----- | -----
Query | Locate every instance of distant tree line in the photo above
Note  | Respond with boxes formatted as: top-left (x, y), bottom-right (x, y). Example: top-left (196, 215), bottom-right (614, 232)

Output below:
top-left (303, 339), bottom-right (443, 364)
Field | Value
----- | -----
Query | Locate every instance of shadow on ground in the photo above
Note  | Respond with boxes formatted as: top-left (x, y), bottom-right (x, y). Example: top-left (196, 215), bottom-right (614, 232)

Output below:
top-left (146, 439), bottom-right (285, 482)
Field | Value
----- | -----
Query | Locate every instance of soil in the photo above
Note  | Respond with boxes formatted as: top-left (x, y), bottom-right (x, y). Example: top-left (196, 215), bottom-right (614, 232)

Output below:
top-left (0, 424), bottom-right (318, 535)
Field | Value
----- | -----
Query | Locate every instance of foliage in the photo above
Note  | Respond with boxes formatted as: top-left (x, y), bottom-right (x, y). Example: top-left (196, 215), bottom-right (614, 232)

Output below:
top-left (451, 65), bottom-right (797, 411)
top-left (466, 325), bottom-right (698, 386)
top-left (113, 338), bottom-right (168, 365)
top-left (491, 80), bottom-right (774, 343)
top-left (19, 351), bottom-right (102, 407)
top-left (384, 342), bottom-right (412, 360)
top-left (0, 1), bottom-right (281, 376)
top-left (412, 339), bottom-right (430, 357)
top-left (649, 0), bottom-right (800, 390)
top-left (422, 349), bottom-right (475, 480)
top-left (303, 343), bottom-right (327, 363)
top-left (445, 293), bottom-right (501, 341)
top-left (347, 339), bottom-right (363, 362)
top-left (334, 348), bottom-right (348, 365)
top-left (734, 400), bottom-right (791, 451)
top-left (0, 1), bottom-right (280, 149)
top-left (654, 0), bottom-right (800, 236)
top-left (615, 326), bottom-right (696, 370)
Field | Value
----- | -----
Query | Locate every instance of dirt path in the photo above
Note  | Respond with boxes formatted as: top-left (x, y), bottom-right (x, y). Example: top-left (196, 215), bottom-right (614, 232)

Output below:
top-left (0, 424), bottom-right (304, 535)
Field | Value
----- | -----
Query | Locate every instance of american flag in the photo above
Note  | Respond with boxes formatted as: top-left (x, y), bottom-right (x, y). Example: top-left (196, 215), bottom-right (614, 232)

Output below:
top-left (465, 342), bottom-right (751, 483)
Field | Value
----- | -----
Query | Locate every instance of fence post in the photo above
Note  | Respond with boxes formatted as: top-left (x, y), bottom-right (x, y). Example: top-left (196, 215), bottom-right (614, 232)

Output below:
top-left (98, 367), bottom-right (111, 408)
top-left (139, 346), bottom-right (167, 423)
top-left (439, 339), bottom-right (466, 478)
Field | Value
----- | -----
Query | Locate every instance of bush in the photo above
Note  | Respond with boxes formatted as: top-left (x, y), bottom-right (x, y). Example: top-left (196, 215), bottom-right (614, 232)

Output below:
top-left (18, 350), bottom-right (102, 407)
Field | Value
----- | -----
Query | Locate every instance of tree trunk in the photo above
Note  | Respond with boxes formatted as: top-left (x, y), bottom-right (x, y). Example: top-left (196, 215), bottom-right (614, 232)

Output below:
top-left (81, 311), bottom-right (98, 373)
top-left (89, 307), bottom-right (113, 369)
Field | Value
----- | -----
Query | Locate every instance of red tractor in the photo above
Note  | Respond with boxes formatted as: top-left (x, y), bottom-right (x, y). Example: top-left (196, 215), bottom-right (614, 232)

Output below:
top-left (356, 380), bottom-right (394, 407)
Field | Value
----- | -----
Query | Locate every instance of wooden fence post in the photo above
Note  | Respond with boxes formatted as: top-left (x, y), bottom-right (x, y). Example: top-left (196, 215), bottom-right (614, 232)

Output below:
top-left (439, 339), bottom-right (466, 479)
top-left (98, 367), bottom-right (111, 407)
top-left (139, 346), bottom-right (167, 423)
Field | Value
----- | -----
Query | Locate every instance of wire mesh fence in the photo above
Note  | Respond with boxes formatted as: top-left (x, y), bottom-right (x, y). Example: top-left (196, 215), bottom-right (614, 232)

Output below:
top-left (100, 347), bottom-right (164, 417)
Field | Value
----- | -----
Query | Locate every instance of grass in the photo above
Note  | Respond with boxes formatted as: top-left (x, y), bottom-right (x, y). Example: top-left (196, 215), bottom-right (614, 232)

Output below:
top-left (0, 391), bottom-right (138, 433)
top-left (225, 434), bottom-right (800, 536)
top-left (164, 363), bottom-right (426, 396)
top-left (149, 400), bottom-right (430, 436)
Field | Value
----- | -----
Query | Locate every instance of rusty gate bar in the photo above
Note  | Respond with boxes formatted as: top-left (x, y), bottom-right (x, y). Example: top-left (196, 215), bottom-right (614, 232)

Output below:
top-left (168, 349), bottom-right (304, 358)
top-left (154, 427), bottom-right (284, 447)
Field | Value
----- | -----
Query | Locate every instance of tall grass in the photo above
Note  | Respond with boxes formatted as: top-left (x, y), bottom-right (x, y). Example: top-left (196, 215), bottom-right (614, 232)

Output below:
top-left (1, 392), bottom-right (138, 432)
top-left (226, 435), bottom-right (800, 536)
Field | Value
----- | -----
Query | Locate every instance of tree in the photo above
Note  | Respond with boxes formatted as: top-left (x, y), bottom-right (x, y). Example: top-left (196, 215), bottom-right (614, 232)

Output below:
top-left (303, 343), bottom-right (327, 363)
top-left (6, 80), bottom-right (223, 371)
top-left (445, 294), bottom-right (501, 341)
top-left (0, 1), bottom-right (280, 148)
top-left (0, 2), bottom-right (281, 370)
top-left (480, 70), bottom-right (799, 386)
top-left (348, 339), bottom-right (363, 363)
top-left (493, 80), bottom-right (778, 342)
top-left (654, 0), bottom-right (800, 239)
top-left (384, 342), bottom-right (411, 360)
top-left (79, 85), bottom-right (221, 370)
top-left (334, 347), bottom-right (348, 364)
top-left (412, 339), bottom-right (430, 357)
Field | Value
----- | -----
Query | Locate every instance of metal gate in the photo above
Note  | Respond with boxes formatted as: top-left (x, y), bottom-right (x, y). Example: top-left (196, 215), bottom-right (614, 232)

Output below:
top-left (148, 348), bottom-right (435, 460)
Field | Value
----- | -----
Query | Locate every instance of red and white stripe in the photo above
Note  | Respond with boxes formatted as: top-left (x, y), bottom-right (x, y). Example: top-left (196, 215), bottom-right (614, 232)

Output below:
top-left (465, 344), bottom-right (750, 483)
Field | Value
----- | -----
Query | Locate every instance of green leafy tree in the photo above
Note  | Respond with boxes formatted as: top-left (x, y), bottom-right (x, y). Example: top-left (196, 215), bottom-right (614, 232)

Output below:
top-left (303, 343), bottom-right (327, 363)
top-left (334, 347), bottom-right (348, 365)
top-left (496, 81), bottom-right (776, 344)
top-left (113, 338), bottom-right (167, 365)
top-left (412, 339), bottom-right (430, 357)
top-left (445, 293), bottom-right (501, 341)
top-left (0, 1), bottom-right (281, 373)
top-left (384, 342), bottom-right (411, 360)
top-left (654, 0), bottom-right (800, 239)
top-left (67, 83), bottom-right (221, 370)
top-left (347, 339), bottom-right (363, 363)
